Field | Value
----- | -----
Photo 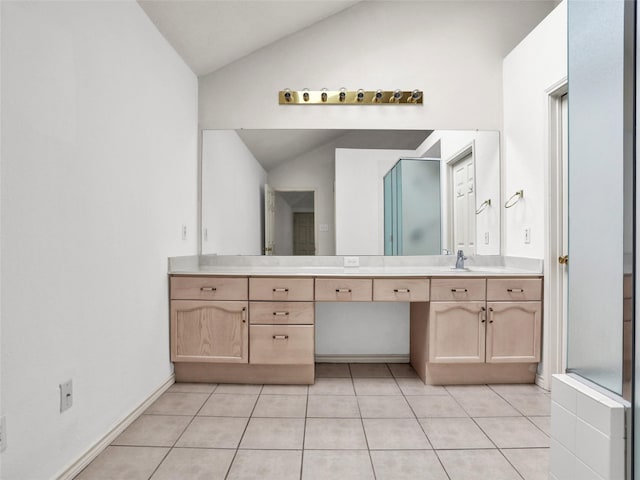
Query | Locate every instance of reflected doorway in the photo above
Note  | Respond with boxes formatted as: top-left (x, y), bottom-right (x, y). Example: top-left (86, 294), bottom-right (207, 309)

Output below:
top-left (265, 187), bottom-right (316, 255)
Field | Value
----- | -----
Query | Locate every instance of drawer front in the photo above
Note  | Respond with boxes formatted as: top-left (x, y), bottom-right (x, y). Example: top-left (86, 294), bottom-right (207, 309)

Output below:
top-left (250, 302), bottom-right (315, 325)
top-left (430, 278), bottom-right (486, 301)
top-left (373, 278), bottom-right (430, 302)
top-left (249, 277), bottom-right (314, 301)
top-left (171, 276), bottom-right (248, 300)
top-left (250, 325), bottom-right (314, 365)
top-left (487, 278), bottom-right (542, 301)
top-left (315, 278), bottom-right (373, 302)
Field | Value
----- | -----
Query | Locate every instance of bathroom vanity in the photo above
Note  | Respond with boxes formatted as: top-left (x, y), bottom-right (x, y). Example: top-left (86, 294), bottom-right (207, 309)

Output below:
top-left (168, 256), bottom-right (542, 385)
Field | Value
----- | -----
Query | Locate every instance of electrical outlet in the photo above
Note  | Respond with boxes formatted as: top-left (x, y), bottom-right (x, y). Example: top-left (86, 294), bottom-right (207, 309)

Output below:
top-left (484, 232), bottom-right (489, 245)
top-left (344, 256), bottom-right (360, 267)
top-left (0, 416), bottom-right (6, 452)
top-left (524, 227), bottom-right (531, 244)
top-left (60, 380), bottom-right (73, 413)
top-left (181, 225), bottom-right (187, 241)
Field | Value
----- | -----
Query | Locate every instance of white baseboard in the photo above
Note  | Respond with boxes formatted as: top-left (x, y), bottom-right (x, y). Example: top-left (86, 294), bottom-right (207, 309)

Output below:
top-left (315, 354), bottom-right (410, 363)
top-left (55, 374), bottom-right (175, 480)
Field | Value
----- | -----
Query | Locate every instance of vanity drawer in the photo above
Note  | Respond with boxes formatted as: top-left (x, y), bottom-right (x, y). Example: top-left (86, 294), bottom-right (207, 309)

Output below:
top-left (487, 278), bottom-right (542, 301)
top-left (250, 325), bottom-right (314, 365)
top-left (315, 278), bottom-right (373, 302)
top-left (373, 278), bottom-right (430, 302)
top-left (431, 278), bottom-right (486, 301)
top-left (171, 276), bottom-right (248, 301)
top-left (250, 302), bottom-right (315, 325)
top-left (249, 277), bottom-right (314, 301)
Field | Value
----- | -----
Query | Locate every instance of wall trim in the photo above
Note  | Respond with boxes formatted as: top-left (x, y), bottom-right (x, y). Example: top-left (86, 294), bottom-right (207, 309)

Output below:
top-left (315, 354), bottom-right (410, 363)
top-left (55, 374), bottom-right (175, 480)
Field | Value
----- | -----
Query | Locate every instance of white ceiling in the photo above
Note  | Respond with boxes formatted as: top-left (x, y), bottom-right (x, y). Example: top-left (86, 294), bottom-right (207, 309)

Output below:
top-left (237, 129), bottom-right (432, 170)
top-left (138, 0), bottom-right (359, 76)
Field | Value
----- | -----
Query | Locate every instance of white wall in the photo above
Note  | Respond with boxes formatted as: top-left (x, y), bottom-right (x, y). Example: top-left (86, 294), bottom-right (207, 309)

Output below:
top-left (335, 148), bottom-right (415, 255)
top-left (1, 2), bottom-right (198, 479)
top-left (199, 1), bottom-right (557, 131)
top-left (201, 130), bottom-right (266, 255)
top-left (416, 130), bottom-right (502, 255)
top-left (267, 142), bottom-right (335, 255)
top-left (503, 3), bottom-right (567, 258)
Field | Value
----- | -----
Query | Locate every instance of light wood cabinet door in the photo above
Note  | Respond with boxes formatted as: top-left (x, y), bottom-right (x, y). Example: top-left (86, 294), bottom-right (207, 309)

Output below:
top-left (428, 301), bottom-right (486, 363)
top-left (485, 302), bottom-right (541, 363)
top-left (171, 300), bottom-right (248, 363)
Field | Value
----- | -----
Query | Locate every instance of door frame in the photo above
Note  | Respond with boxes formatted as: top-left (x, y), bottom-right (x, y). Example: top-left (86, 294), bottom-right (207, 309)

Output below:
top-left (542, 77), bottom-right (568, 390)
top-left (444, 142), bottom-right (476, 255)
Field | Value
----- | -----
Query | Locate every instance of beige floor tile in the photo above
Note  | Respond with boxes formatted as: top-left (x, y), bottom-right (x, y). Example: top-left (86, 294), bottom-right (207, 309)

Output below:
top-left (406, 395), bottom-right (468, 418)
top-left (437, 449), bottom-right (522, 480)
top-left (315, 363), bottom-right (351, 378)
top-left (353, 378), bottom-right (401, 395)
top-left (214, 384), bottom-right (263, 394)
top-left (175, 416), bottom-right (248, 448)
top-left (363, 418), bottom-right (431, 450)
top-left (501, 447), bottom-right (550, 480)
top-left (150, 448), bottom-right (234, 480)
top-left (370, 450), bottom-right (448, 480)
top-left (501, 393), bottom-right (551, 416)
top-left (490, 384), bottom-right (548, 395)
top-left (252, 394), bottom-right (307, 418)
top-left (240, 418), bottom-right (305, 449)
top-left (167, 383), bottom-right (217, 394)
top-left (145, 392), bottom-right (209, 416)
top-left (75, 446), bottom-right (169, 480)
top-left (475, 417), bottom-right (550, 448)
top-left (302, 450), bottom-right (374, 480)
top-left (308, 377), bottom-right (355, 395)
top-left (357, 395), bottom-right (414, 418)
top-left (528, 416), bottom-right (551, 436)
top-left (419, 417), bottom-right (494, 449)
top-left (261, 384), bottom-right (309, 395)
top-left (112, 415), bottom-right (191, 447)
top-left (198, 393), bottom-right (258, 417)
top-left (446, 385), bottom-right (493, 396)
top-left (306, 395), bottom-right (360, 418)
top-left (387, 363), bottom-right (419, 378)
top-left (396, 378), bottom-right (449, 396)
top-left (304, 418), bottom-right (368, 449)
top-left (453, 391), bottom-right (521, 417)
top-left (349, 363), bottom-right (392, 377)
top-left (227, 450), bottom-right (302, 480)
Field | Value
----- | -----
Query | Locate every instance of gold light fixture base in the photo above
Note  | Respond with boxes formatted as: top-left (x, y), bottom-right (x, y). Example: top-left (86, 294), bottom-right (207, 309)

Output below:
top-left (279, 89), bottom-right (423, 105)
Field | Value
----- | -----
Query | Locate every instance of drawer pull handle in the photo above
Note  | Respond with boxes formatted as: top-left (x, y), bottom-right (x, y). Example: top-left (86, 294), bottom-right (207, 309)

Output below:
top-left (242, 307), bottom-right (247, 323)
top-left (488, 307), bottom-right (494, 323)
top-left (480, 306), bottom-right (486, 323)
top-left (507, 288), bottom-right (524, 293)
top-left (394, 289), bottom-right (411, 293)
top-left (273, 312), bottom-right (290, 316)
top-left (273, 288), bottom-right (289, 293)
top-left (200, 287), bottom-right (217, 292)
top-left (336, 288), bottom-right (352, 293)
top-left (272, 335), bottom-right (289, 340)
top-left (451, 288), bottom-right (468, 293)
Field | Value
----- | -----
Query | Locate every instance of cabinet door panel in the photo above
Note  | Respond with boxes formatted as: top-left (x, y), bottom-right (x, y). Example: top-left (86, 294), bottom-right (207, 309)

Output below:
top-left (486, 302), bottom-right (541, 363)
top-left (171, 300), bottom-right (248, 363)
top-left (428, 301), bottom-right (486, 363)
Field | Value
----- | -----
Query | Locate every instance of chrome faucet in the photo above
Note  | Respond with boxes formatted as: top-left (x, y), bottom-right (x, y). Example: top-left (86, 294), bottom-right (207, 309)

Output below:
top-left (455, 250), bottom-right (467, 269)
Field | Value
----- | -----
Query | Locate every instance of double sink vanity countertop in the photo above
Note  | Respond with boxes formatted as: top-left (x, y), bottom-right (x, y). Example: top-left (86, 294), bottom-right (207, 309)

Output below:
top-left (168, 255), bottom-right (543, 277)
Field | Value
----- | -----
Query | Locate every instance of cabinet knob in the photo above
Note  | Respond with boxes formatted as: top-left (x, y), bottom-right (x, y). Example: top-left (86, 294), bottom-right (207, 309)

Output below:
top-left (558, 255), bottom-right (569, 265)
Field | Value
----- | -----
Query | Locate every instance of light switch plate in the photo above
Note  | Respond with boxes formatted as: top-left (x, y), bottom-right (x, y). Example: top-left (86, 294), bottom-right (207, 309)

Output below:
top-left (60, 380), bottom-right (73, 413)
top-left (524, 227), bottom-right (531, 244)
top-left (484, 232), bottom-right (489, 245)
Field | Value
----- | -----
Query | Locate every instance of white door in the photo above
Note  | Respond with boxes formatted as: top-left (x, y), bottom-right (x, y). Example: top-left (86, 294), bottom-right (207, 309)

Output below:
top-left (264, 184), bottom-right (275, 255)
top-left (560, 93), bottom-right (569, 370)
top-left (452, 153), bottom-right (476, 254)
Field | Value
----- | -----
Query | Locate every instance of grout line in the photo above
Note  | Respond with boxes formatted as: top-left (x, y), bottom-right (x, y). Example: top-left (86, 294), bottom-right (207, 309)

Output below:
top-left (223, 385), bottom-right (262, 480)
top-left (300, 386), bottom-right (309, 480)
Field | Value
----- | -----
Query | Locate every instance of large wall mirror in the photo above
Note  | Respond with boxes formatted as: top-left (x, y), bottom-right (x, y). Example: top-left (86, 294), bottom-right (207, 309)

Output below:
top-left (200, 129), bottom-right (501, 257)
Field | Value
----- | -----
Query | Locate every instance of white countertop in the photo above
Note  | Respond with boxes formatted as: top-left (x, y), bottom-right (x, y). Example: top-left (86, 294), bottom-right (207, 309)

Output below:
top-left (168, 255), bottom-right (543, 277)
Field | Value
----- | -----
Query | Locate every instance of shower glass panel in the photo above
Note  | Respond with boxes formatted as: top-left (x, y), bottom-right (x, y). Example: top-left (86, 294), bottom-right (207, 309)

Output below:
top-left (383, 158), bottom-right (441, 255)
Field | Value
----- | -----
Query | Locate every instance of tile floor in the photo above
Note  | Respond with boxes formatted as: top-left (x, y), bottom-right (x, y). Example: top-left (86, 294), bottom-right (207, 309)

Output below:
top-left (75, 363), bottom-right (551, 480)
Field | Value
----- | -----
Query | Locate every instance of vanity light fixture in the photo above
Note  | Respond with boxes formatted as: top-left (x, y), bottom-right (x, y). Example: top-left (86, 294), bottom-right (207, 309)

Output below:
top-left (277, 88), bottom-right (424, 105)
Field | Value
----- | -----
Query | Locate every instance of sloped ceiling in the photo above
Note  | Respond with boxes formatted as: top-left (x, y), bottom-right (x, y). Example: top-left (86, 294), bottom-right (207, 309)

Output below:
top-left (138, 0), bottom-right (359, 76)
